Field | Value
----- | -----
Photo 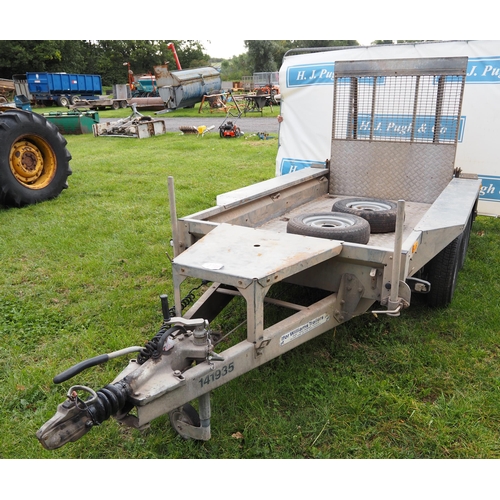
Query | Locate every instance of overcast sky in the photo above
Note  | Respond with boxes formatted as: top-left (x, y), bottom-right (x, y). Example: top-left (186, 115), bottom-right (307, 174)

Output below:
top-left (8, 4), bottom-right (490, 57)
top-left (202, 40), bottom-right (247, 60)
top-left (201, 40), bottom-right (375, 60)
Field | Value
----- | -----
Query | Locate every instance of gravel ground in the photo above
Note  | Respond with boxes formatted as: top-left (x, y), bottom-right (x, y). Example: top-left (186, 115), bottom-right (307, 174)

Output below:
top-left (161, 116), bottom-right (280, 135)
top-left (103, 115), bottom-right (280, 135)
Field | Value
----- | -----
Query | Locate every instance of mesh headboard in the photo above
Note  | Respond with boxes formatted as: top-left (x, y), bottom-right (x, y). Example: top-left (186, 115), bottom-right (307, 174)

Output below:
top-left (329, 57), bottom-right (467, 204)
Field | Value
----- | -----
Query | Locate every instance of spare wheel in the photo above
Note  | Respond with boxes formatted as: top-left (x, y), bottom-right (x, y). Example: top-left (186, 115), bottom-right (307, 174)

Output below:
top-left (332, 197), bottom-right (397, 233)
top-left (286, 212), bottom-right (370, 244)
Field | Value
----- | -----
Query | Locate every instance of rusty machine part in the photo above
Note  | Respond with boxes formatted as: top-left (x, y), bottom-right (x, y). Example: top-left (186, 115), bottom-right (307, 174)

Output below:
top-left (93, 103), bottom-right (167, 138)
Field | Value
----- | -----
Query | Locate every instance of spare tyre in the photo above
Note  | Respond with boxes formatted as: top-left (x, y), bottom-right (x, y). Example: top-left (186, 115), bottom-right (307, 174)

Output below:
top-left (332, 197), bottom-right (397, 233)
top-left (0, 109), bottom-right (72, 207)
top-left (287, 212), bottom-right (370, 244)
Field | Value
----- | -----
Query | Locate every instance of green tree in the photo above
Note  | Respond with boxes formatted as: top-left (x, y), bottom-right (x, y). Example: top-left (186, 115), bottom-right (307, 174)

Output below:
top-left (245, 40), bottom-right (279, 72)
top-left (0, 40), bottom-right (211, 86)
top-left (220, 53), bottom-right (252, 81)
top-left (94, 40), bottom-right (210, 86)
top-left (0, 40), bottom-right (64, 78)
top-left (243, 40), bottom-right (360, 74)
top-left (0, 40), bottom-right (101, 78)
top-left (50, 41), bottom-right (89, 73)
top-left (174, 40), bottom-right (210, 68)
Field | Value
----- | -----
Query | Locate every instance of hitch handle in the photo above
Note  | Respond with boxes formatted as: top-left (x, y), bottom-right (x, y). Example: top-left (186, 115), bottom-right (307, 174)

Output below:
top-left (160, 294), bottom-right (171, 321)
top-left (53, 346), bottom-right (143, 384)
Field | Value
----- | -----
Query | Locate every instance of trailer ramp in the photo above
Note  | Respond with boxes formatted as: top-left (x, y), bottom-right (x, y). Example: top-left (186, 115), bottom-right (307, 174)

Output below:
top-left (329, 57), bottom-right (467, 204)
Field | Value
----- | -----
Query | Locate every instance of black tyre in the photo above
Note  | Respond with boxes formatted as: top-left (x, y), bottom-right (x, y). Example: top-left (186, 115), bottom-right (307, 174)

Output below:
top-left (458, 212), bottom-right (473, 270)
top-left (112, 100), bottom-right (120, 110)
top-left (119, 100), bottom-right (127, 108)
top-left (57, 96), bottom-right (70, 107)
top-left (425, 234), bottom-right (462, 308)
top-left (287, 212), bottom-right (370, 244)
top-left (169, 403), bottom-right (201, 440)
top-left (0, 109), bottom-right (72, 207)
top-left (332, 197), bottom-right (397, 233)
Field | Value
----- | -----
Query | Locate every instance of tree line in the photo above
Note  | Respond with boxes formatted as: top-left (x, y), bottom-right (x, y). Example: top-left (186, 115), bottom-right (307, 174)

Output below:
top-left (0, 40), bottom-right (364, 86)
top-left (223, 40), bottom-right (360, 81)
top-left (0, 40), bottom-right (209, 86)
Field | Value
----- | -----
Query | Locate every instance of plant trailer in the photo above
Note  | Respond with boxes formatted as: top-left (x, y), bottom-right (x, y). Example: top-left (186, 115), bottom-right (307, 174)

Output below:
top-left (37, 57), bottom-right (480, 451)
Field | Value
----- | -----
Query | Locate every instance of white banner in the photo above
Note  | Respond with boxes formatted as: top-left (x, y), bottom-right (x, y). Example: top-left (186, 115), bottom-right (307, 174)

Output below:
top-left (276, 41), bottom-right (500, 216)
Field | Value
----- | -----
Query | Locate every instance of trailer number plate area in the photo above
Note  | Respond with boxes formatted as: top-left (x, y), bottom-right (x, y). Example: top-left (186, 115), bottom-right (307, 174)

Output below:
top-left (199, 362), bottom-right (234, 388)
top-left (280, 314), bottom-right (330, 346)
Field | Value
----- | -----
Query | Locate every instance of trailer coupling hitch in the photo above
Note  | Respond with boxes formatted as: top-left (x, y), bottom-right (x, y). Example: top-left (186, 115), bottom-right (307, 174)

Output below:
top-left (36, 381), bottom-right (131, 450)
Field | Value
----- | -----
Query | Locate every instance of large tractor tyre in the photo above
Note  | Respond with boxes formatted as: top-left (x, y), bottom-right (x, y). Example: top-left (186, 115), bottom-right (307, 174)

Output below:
top-left (0, 109), bottom-right (72, 207)
top-left (332, 197), bottom-right (398, 233)
top-left (424, 233), bottom-right (462, 308)
top-left (287, 212), bottom-right (370, 244)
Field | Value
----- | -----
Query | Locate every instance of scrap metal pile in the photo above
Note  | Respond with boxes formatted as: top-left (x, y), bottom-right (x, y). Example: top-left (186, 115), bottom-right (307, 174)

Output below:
top-left (93, 104), bottom-right (167, 138)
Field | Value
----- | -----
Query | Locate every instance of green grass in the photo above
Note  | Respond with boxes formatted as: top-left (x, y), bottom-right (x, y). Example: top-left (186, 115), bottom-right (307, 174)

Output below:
top-left (1, 130), bottom-right (499, 459)
top-left (33, 100), bottom-right (281, 120)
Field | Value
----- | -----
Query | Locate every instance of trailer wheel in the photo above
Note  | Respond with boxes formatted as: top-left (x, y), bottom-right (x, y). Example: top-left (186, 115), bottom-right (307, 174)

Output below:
top-left (112, 100), bottom-right (120, 110)
top-left (424, 234), bottom-right (462, 308)
top-left (169, 403), bottom-right (201, 440)
top-left (458, 212), bottom-right (473, 270)
top-left (331, 197), bottom-right (397, 233)
top-left (287, 212), bottom-right (370, 244)
top-left (0, 109), bottom-right (72, 207)
top-left (119, 100), bottom-right (127, 108)
top-left (57, 96), bottom-right (70, 107)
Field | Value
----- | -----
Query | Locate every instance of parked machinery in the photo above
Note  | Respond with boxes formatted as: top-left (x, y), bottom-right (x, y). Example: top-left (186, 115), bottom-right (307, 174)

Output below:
top-left (22, 72), bottom-right (102, 107)
top-left (155, 65), bottom-right (222, 110)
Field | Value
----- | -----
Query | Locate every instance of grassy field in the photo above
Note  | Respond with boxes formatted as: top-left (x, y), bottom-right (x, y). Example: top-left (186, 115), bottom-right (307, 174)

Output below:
top-left (1, 126), bottom-right (499, 462)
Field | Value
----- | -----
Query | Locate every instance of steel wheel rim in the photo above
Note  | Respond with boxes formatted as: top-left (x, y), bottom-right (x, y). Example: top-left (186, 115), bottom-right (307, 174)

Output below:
top-left (345, 200), bottom-right (393, 212)
top-left (9, 136), bottom-right (57, 189)
top-left (302, 214), bottom-right (355, 228)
